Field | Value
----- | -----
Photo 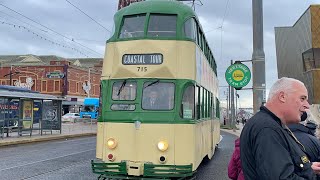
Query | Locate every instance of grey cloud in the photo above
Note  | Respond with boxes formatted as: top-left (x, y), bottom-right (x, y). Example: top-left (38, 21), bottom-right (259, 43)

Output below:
top-left (0, 0), bottom-right (318, 107)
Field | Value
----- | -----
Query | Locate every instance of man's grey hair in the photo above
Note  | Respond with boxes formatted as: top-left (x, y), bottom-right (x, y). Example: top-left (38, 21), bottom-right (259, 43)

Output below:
top-left (267, 77), bottom-right (305, 101)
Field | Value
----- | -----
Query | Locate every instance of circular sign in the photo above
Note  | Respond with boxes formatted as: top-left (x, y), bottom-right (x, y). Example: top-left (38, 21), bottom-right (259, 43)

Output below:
top-left (225, 63), bottom-right (251, 89)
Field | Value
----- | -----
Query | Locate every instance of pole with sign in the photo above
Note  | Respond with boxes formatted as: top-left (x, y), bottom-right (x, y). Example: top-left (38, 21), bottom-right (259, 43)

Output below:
top-left (225, 61), bottom-right (251, 129)
top-left (225, 61), bottom-right (251, 90)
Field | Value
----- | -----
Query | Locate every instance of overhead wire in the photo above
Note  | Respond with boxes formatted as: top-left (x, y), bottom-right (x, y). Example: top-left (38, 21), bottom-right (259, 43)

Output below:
top-left (0, 3), bottom-right (103, 57)
top-left (0, 12), bottom-right (92, 57)
top-left (0, 10), bottom-right (48, 33)
top-left (0, 20), bottom-right (90, 57)
top-left (218, 0), bottom-right (230, 62)
top-left (65, 0), bottom-right (111, 34)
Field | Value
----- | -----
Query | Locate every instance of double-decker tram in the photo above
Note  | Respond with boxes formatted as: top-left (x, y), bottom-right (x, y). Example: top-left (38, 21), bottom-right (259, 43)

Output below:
top-left (92, 0), bottom-right (220, 179)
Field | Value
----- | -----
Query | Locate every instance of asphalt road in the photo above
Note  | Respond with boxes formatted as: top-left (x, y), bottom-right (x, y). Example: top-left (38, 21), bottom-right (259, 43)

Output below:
top-left (0, 131), bottom-right (237, 180)
top-left (196, 131), bottom-right (238, 180)
top-left (0, 136), bottom-right (97, 180)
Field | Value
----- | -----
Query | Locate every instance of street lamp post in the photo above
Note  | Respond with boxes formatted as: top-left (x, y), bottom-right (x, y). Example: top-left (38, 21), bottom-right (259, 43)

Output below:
top-left (3, 65), bottom-right (20, 86)
top-left (252, 0), bottom-right (266, 113)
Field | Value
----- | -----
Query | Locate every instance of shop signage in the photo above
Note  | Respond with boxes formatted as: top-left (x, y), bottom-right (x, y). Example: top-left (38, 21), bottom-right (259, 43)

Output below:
top-left (14, 77), bottom-right (34, 90)
top-left (46, 72), bottom-right (64, 78)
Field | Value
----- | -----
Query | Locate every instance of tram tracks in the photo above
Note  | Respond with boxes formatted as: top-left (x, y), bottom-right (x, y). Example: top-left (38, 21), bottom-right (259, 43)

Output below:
top-left (21, 159), bottom-right (90, 180)
top-left (0, 148), bottom-right (96, 180)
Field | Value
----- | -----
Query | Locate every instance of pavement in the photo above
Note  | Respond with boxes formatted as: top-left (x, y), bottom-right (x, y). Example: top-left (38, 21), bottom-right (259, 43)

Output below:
top-left (0, 122), bottom-right (97, 147)
top-left (220, 123), bottom-right (244, 137)
top-left (0, 121), bottom-right (243, 147)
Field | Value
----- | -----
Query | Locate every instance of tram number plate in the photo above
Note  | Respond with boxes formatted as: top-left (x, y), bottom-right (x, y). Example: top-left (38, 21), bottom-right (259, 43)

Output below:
top-left (137, 67), bottom-right (147, 72)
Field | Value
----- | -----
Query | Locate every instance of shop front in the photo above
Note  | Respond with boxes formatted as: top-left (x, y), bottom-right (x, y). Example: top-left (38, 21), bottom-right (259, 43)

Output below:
top-left (0, 85), bottom-right (63, 138)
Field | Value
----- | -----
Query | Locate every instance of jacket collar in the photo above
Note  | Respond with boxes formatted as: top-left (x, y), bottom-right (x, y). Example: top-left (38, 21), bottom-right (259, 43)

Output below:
top-left (260, 106), bottom-right (283, 127)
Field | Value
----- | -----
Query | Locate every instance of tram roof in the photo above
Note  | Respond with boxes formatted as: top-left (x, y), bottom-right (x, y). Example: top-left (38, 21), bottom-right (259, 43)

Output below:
top-left (116, 0), bottom-right (196, 18)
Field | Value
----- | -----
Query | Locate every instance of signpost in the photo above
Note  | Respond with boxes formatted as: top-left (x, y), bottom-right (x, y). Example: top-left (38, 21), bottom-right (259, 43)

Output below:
top-left (225, 61), bottom-right (251, 129)
top-left (225, 61), bottom-right (251, 90)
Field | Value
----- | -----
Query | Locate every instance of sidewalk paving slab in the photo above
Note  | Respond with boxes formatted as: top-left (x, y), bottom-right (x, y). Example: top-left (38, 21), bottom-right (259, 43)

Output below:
top-left (220, 124), bottom-right (244, 137)
top-left (0, 122), bottom-right (97, 147)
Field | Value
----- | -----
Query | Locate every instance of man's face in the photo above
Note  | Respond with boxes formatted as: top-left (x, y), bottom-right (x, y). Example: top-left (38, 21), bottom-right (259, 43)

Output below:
top-left (284, 82), bottom-right (310, 124)
top-left (150, 91), bottom-right (158, 100)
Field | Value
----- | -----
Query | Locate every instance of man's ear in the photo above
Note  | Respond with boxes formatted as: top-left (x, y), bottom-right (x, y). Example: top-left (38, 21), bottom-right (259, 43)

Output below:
top-left (279, 91), bottom-right (286, 103)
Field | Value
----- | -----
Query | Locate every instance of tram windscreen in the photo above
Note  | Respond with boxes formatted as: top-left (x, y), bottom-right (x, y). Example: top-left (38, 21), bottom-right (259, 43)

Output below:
top-left (82, 105), bottom-right (95, 112)
top-left (112, 81), bottom-right (137, 100)
top-left (142, 82), bottom-right (174, 110)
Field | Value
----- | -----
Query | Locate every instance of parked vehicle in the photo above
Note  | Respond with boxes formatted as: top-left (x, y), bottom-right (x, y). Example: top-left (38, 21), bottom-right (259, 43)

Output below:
top-left (80, 98), bottom-right (99, 119)
top-left (62, 113), bottom-right (80, 123)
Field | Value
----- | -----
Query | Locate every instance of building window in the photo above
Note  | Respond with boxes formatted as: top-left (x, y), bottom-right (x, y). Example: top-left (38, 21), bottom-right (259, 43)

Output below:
top-left (303, 48), bottom-right (315, 71)
top-left (302, 48), bottom-right (320, 71)
top-left (76, 82), bottom-right (79, 93)
top-left (42, 80), bottom-right (47, 92)
top-left (314, 48), bottom-right (320, 68)
top-left (54, 80), bottom-right (60, 92)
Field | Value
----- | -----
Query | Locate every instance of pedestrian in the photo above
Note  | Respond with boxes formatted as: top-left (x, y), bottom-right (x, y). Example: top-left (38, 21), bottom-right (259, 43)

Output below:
top-left (288, 110), bottom-right (320, 163)
top-left (240, 77), bottom-right (320, 179)
top-left (228, 138), bottom-right (244, 180)
top-left (241, 117), bottom-right (245, 126)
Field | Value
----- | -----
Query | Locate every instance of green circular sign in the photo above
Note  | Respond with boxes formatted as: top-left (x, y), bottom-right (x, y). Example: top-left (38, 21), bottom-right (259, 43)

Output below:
top-left (225, 63), bottom-right (251, 89)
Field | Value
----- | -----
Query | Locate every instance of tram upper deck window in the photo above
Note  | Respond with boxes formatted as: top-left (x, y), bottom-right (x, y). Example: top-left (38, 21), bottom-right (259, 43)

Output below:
top-left (184, 18), bottom-right (196, 40)
top-left (119, 14), bottom-right (146, 38)
top-left (112, 81), bottom-right (137, 100)
top-left (142, 81), bottom-right (175, 110)
top-left (147, 14), bottom-right (177, 37)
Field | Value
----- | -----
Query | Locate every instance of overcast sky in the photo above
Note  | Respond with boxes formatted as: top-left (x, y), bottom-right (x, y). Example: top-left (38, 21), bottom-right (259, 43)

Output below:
top-left (0, 0), bottom-right (318, 108)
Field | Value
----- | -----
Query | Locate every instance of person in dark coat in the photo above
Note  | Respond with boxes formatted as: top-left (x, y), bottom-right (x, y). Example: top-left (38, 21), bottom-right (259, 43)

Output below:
top-left (288, 111), bottom-right (320, 163)
top-left (240, 77), bottom-right (320, 179)
top-left (228, 138), bottom-right (244, 180)
top-left (142, 90), bottom-right (164, 109)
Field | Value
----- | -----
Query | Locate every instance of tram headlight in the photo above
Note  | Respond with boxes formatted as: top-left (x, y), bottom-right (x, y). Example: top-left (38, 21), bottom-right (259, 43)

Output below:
top-left (107, 138), bottom-right (117, 149)
top-left (157, 140), bottom-right (168, 152)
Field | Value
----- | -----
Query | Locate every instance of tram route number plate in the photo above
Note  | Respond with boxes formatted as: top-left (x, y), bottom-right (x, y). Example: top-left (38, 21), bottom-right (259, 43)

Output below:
top-left (122, 53), bottom-right (163, 65)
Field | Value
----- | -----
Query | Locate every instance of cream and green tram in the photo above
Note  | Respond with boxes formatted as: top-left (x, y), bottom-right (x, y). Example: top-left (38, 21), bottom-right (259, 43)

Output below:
top-left (92, 1), bottom-right (220, 179)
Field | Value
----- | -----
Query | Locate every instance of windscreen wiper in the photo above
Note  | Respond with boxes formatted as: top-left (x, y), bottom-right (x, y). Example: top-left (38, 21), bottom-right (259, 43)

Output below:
top-left (117, 80), bottom-right (127, 96)
top-left (143, 79), bottom-right (159, 89)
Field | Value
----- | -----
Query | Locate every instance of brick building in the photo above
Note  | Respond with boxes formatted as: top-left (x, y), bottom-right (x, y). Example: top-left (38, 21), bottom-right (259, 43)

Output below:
top-left (0, 54), bottom-right (102, 114)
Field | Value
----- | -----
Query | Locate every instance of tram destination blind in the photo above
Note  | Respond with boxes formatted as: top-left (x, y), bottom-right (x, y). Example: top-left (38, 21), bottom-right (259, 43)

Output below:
top-left (122, 54), bottom-right (163, 65)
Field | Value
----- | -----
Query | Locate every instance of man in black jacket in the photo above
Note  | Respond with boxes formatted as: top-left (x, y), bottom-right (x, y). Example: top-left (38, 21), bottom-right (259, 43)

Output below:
top-left (240, 77), bottom-right (320, 179)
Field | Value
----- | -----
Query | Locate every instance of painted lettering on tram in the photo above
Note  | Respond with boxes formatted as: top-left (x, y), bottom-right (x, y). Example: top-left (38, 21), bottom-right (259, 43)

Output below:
top-left (122, 54), bottom-right (163, 65)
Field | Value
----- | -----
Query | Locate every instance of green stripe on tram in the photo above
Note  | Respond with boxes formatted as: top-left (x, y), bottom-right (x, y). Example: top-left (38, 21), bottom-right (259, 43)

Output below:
top-left (99, 79), bottom-right (217, 124)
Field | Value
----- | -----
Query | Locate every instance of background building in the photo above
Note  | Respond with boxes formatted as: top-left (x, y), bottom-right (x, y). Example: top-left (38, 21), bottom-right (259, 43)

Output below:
top-left (275, 5), bottom-right (320, 121)
top-left (0, 54), bottom-right (102, 114)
